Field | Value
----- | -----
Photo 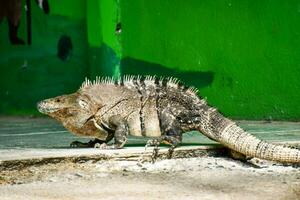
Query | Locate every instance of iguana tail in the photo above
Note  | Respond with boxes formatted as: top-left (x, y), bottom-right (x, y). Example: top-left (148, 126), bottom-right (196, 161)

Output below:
top-left (197, 107), bottom-right (300, 163)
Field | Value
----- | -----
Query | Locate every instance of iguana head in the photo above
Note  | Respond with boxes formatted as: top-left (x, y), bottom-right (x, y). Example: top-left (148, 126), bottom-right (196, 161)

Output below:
top-left (37, 76), bottom-right (135, 140)
top-left (37, 92), bottom-right (108, 140)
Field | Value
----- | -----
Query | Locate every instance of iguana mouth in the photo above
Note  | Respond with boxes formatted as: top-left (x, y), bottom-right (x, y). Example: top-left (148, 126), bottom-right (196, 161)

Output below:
top-left (37, 101), bottom-right (60, 114)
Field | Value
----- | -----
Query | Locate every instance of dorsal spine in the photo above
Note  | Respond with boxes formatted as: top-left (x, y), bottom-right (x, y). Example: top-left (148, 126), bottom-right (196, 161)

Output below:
top-left (80, 75), bottom-right (199, 95)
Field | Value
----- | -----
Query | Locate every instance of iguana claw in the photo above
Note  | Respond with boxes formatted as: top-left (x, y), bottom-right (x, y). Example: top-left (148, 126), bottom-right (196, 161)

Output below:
top-left (145, 139), bottom-right (161, 163)
top-left (70, 139), bottom-right (106, 148)
top-left (94, 143), bottom-right (117, 149)
top-left (70, 141), bottom-right (88, 148)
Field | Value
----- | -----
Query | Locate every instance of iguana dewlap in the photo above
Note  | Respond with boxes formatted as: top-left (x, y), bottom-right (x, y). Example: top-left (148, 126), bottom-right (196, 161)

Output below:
top-left (37, 76), bottom-right (300, 163)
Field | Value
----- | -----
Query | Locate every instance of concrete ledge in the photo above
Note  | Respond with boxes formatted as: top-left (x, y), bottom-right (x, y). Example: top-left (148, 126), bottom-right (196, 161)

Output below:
top-left (0, 145), bottom-right (227, 171)
top-left (1, 141), bottom-right (300, 171)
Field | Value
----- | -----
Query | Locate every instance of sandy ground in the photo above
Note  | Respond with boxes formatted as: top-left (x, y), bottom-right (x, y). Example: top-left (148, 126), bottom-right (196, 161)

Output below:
top-left (1, 156), bottom-right (300, 200)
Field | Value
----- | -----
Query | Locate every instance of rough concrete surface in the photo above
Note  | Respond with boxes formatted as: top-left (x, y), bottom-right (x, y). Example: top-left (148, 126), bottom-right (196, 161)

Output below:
top-left (0, 156), bottom-right (300, 200)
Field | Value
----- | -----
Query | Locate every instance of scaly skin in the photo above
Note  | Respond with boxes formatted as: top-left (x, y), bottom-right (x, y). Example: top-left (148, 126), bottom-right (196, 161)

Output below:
top-left (37, 75), bottom-right (300, 163)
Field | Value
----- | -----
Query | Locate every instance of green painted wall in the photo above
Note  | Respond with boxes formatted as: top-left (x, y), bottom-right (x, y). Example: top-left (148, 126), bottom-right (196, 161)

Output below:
top-left (0, 0), bottom-right (300, 120)
top-left (0, 0), bottom-right (88, 115)
top-left (120, 0), bottom-right (300, 120)
top-left (86, 0), bottom-right (121, 78)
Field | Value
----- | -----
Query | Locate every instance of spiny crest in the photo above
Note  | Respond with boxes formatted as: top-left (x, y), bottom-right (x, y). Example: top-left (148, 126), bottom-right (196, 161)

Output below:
top-left (80, 76), bottom-right (115, 89)
top-left (80, 75), bottom-right (198, 94)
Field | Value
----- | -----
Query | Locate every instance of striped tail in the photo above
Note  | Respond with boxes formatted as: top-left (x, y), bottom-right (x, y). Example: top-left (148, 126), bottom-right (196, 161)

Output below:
top-left (197, 107), bottom-right (300, 163)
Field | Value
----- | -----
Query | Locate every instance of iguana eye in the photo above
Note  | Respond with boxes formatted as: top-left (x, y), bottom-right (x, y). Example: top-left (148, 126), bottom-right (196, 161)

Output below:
top-left (78, 99), bottom-right (89, 109)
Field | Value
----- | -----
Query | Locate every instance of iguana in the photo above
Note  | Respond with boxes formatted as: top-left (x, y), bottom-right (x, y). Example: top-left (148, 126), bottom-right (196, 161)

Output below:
top-left (37, 75), bottom-right (300, 163)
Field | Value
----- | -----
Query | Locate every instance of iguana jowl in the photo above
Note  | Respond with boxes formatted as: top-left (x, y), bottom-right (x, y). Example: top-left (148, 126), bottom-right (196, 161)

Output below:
top-left (37, 76), bottom-right (300, 163)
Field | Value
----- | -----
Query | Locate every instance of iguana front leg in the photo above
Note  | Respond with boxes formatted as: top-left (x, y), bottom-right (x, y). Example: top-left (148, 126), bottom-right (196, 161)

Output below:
top-left (95, 115), bottom-right (129, 149)
top-left (70, 118), bottom-right (112, 148)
